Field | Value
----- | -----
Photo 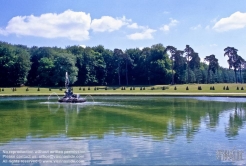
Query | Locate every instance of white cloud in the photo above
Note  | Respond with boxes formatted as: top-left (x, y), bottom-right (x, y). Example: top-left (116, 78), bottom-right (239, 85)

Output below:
top-left (138, 47), bottom-right (144, 50)
top-left (127, 28), bottom-right (156, 40)
top-left (213, 11), bottom-right (246, 32)
top-left (0, 28), bottom-right (7, 36)
top-left (127, 23), bottom-right (145, 30)
top-left (91, 16), bottom-right (130, 32)
top-left (190, 24), bottom-right (202, 30)
top-left (160, 18), bottom-right (178, 32)
top-left (127, 23), bottom-right (138, 29)
top-left (0, 10), bottom-right (91, 41)
top-left (79, 45), bottom-right (86, 48)
top-left (161, 25), bottom-right (170, 31)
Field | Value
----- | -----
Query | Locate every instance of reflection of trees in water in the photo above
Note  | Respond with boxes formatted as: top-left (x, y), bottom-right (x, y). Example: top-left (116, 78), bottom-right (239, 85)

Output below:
top-left (205, 101), bottom-right (221, 129)
top-left (164, 98), bottom-right (218, 142)
top-left (27, 99), bottom-right (246, 143)
top-left (226, 103), bottom-right (246, 138)
top-left (51, 99), bottom-right (246, 142)
top-left (1, 99), bottom-right (246, 143)
top-left (99, 99), bottom-right (246, 142)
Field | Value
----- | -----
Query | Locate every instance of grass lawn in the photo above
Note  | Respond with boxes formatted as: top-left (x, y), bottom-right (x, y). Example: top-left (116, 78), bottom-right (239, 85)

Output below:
top-left (0, 84), bottom-right (246, 97)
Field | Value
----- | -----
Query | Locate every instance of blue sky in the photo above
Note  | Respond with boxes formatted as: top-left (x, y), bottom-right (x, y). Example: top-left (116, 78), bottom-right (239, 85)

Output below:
top-left (0, 0), bottom-right (246, 67)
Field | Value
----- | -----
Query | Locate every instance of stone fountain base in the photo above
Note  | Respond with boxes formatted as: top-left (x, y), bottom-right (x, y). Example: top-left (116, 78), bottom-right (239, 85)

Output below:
top-left (58, 96), bottom-right (86, 103)
top-left (58, 89), bottom-right (86, 103)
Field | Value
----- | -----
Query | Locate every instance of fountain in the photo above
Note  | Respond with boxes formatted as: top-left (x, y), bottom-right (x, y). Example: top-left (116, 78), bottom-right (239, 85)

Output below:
top-left (48, 92), bottom-right (60, 100)
top-left (58, 72), bottom-right (86, 103)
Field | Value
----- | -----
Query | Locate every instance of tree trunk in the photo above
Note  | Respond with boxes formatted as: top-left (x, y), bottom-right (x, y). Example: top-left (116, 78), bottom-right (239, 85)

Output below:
top-left (148, 70), bottom-right (150, 85)
top-left (187, 47), bottom-right (190, 84)
top-left (118, 63), bottom-right (121, 85)
top-left (187, 60), bottom-right (190, 84)
top-left (207, 69), bottom-right (210, 84)
top-left (171, 59), bottom-right (174, 85)
top-left (125, 60), bottom-right (128, 85)
top-left (240, 68), bottom-right (242, 83)
top-left (234, 69), bottom-right (237, 83)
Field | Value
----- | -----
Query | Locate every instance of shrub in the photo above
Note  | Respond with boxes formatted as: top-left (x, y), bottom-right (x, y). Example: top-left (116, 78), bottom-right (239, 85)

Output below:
top-left (94, 87), bottom-right (96, 91)
top-left (143, 87), bottom-right (145, 90)
top-left (198, 86), bottom-right (202, 90)
top-left (12, 88), bottom-right (14, 92)
top-left (37, 87), bottom-right (40, 91)
top-left (186, 86), bottom-right (189, 90)
top-left (223, 86), bottom-right (225, 90)
top-left (49, 88), bottom-right (51, 91)
top-left (133, 87), bottom-right (135, 90)
top-left (0, 88), bottom-right (1, 92)
top-left (241, 87), bottom-right (244, 90)
top-left (130, 87), bottom-right (132, 90)
top-left (26, 88), bottom-right (29, 91)
top-left (2, 88), bottom-right (4, 91)
top-left (59, 87), bottom-right (62, 91)
top-left (121, 87), bottom-right (124, 90)
top-left (237, 86), bottom-right (239, 90)
top-left (83, 88), bottom-right (85, 91)
top-left (151, 87), bottom-right (155, 90)
top-left (140, 87), bottom-right (142, 90)
top-left (105, 87), bottom-right (107, 90)
top-left (113, 87), bottom-right (116, 90)
top-left (79, 87), bottom-right (81, 90)
top-left (162, 86), bottom-right (165, 90)
top-left (88, 87), bottom-right (90, 90)
top-left (174, 86), bottom-right (177, 90)
top-left (226, 86), bottom-right (229, 90)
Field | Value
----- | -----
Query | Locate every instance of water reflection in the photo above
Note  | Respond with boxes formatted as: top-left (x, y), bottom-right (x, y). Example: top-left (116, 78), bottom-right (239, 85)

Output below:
top-left (0, 97), bottom-right (246, 165)
top-left (48, 102), bottom-right (97, 133)
top-left (42, 97), bottom-right (246, 143)
top-left (0, 97), bottom-right (246, 143)
top-left (226, 103), bottom-right (246, 138)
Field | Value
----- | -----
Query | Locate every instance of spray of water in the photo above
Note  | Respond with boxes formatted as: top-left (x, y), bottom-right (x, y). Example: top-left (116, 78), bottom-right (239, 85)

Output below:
top-left (48, 92), bottom-right (61, 100)
top-left (85, 95), bottom-right (95, 103)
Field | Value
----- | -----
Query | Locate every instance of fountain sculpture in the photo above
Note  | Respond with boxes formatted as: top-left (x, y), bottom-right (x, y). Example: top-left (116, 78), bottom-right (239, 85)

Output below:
top-left (58, 72), bottom-right (86, 103)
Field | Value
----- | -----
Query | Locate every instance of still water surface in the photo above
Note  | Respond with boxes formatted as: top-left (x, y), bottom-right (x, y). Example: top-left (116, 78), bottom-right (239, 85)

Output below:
top-left (0, 96), bottom-right (246, 165)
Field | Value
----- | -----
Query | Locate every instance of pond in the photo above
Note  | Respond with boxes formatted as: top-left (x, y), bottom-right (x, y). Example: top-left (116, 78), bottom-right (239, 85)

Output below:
top-left (0, 96), bottom-right (245, 165)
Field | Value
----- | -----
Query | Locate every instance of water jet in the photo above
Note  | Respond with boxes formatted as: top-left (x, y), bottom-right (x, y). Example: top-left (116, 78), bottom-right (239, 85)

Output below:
top-left (57, 72), bottom-right (86, 103)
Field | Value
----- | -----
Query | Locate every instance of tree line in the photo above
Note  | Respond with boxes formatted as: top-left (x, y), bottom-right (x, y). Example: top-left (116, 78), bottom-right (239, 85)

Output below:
top-left (0, 41), bottom-right (245, 87)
